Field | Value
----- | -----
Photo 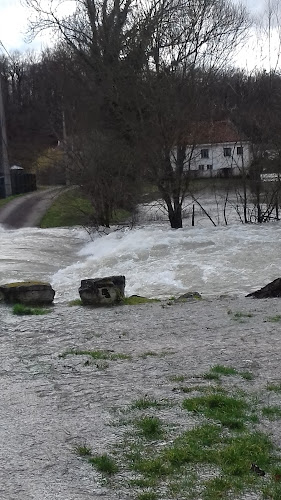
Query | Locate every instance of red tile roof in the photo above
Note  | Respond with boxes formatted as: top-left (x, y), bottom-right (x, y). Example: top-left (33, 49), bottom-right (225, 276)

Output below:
top-left (185, 120), bottom-right (247, 145)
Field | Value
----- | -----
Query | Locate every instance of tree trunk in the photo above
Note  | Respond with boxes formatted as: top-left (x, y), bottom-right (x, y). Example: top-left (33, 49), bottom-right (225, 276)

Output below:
top-left (167, 204), bottom-right (183, 229)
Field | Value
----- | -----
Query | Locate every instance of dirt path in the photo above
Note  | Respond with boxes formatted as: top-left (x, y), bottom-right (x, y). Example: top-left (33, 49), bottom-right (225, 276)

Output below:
top-left (0, 186), bottom-right (66, 229)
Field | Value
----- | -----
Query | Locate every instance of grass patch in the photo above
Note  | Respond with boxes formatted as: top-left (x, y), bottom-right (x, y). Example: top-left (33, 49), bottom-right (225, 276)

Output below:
top-left (169, 375), bottom-right (185, 382)
top-left (140, 351), bottom-right (172, 359)
top-left (164, 424), bottom-right (222, 466)
top-left (12, 303), bottom-right (50, 315)
top-left (59, 349), bottom-right (132, 361)
top-left (182, 392), bottom-right (248, 430)
top-left (122, 296), bottom-right (160, 305)
top-left (267, 383), bottom-right (281, 392)
top-left (40, 187), bottom-right (94, 228)
top-left (132, 398), bottom-right (167, 410)
top-left (68, 299), bottom-right (83, 306)
top-left (75, 445), bottom-right (92, 457)
top-left (266, 315), bottom-right (281, 322)
top-left (262, 406), bottom-right (281, 420)
top-left (76, 381), bottom-right (281, 499)
top-left (220, 432), bottom-right (273, 476)
top-left (140, 351), bottom-right (160, 359)
top-left (136, 416), bottom-right (163, 439)
top-left (88, 453), bottom-right (118, 475)
top-left (75, 445), bottom-right (118, 475)
top-left (203, 365), bottom-right (254, 382)
top-left (232, 311), bottom-right (253, 321)
top-left (210, 365), bottom-right (238, 376)
top-left (137, 492), bottom-right (158, 500)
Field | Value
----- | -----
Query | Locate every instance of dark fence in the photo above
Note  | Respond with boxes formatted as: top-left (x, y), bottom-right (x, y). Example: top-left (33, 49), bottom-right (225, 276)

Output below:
top-left (10, 171), bottom-right (37, 195)
top-left (0, 172), bottom-right (37, 198)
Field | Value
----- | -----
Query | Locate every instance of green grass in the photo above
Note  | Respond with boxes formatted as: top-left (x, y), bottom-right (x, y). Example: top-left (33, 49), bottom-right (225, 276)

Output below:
top-left (88, 453), bottom-right (118, 475)
top-left (122, 296), bottom-right (160, 305)
top-left (219, 432), bottom-right (273, 476)
top-left (40, 187), bottom-right (131, 228)
top-left (136, 416), bottom-right (163, 439)
top-left (132, 398), bottom-right (166, 410)
top-left (75, 444), bottom-right (118, 474)
top-left (266, 315), bottom-right (281, 322)
top-left (262, 406), bottom-right (281, 420)
top-left (267, 383), bottom-right (281, 392)
top-left (182, 392), bottom-right (249, 430)
top-left (59, 349), bottom-right (132, 360)
top-left (202, 365), bottom-right (254, 382)
top-left (68, 299), bottom-right (83, 306)
top-left (75, 445), bottom-right (92, 457)
top-left (163, 424), bottom-right (222, 467)
top-left (76, 380), bottom-right (281, 499)
top-left (169, 375), bottom-right (185, 382)
top-left (137, 492), bottom-right (158, 500)
top-left (128, 422), bottom-right (276, 494)
top-left (12, 303), bottom-right (50, 315)
top-left (231, 311), bottom-right (253, 321)
top-left (40, 188), bottom-right (94, 227)
top-left (209, 365), bottom-right (238, 376)
top-left (140, 351), bottom-right (160, 359)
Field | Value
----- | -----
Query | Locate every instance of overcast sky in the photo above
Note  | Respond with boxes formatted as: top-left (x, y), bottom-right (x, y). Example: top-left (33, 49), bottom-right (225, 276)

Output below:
top-left (0, 0), bottom-right (274, 69)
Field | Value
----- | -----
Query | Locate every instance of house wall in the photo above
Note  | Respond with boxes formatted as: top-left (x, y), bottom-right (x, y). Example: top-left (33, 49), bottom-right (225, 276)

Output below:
top-left (185, 141), bottom-right (252, 177)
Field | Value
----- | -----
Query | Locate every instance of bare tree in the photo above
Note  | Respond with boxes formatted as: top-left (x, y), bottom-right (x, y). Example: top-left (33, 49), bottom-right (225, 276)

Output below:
top-left (136, 0), bottom-right (250, 228)
top-left (23, 0), bottom-right (250, 228)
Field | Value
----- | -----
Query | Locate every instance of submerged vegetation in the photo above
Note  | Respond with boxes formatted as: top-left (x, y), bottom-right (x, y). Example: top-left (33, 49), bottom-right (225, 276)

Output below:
top-left (75, 365), bottom-right (281, 499)
top-left (12, 303), bottom-right (50, 315)
top-left (59, 349), bottom-right (132, 361)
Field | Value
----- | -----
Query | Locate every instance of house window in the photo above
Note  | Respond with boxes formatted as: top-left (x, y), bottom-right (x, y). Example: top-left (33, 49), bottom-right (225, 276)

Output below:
top-left (198, 165), bottom-right (204, 171)
top-left (223, 147), bottom-right (232, 157)
top-left (237, 146), bottom-right (243, 155)
top-left (201, 149), bottom-right (209, 159)
top-left (207, 165), bottom-right (213, 170)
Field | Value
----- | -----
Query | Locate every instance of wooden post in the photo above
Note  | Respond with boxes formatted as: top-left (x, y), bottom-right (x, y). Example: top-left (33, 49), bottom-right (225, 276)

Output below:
top-left (0, 72), bottom-right (11, 196)
top-left (192, 204), bottom-right (195, 226)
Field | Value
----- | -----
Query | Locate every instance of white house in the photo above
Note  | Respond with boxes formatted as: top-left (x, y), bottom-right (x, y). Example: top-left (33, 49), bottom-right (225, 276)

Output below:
top-left (183, 120), bottom-right (252, 177)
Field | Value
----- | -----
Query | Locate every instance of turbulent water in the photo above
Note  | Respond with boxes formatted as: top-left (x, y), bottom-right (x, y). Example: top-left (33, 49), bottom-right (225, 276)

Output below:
top-left (2, 215), bottom-right (281, 500)
top-left (1, 219), bottom-right (281, 301)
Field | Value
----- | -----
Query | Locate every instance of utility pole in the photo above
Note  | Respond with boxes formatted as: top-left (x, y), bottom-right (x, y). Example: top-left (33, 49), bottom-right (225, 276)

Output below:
top-left (0, 70), bottom-right (11, 197)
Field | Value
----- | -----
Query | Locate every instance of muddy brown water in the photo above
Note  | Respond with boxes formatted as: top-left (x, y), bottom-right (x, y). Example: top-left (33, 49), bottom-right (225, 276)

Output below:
top-left (1, 297), bottom-right (281, 499)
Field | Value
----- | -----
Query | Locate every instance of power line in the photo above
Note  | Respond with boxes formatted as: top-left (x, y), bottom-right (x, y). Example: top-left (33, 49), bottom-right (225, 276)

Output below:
top-left (0, 39), bottom-right (13, 63)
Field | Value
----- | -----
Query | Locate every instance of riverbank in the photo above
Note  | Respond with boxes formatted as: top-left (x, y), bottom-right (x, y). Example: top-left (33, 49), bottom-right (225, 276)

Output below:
top-left (1, 296), bottom-right (281, 499)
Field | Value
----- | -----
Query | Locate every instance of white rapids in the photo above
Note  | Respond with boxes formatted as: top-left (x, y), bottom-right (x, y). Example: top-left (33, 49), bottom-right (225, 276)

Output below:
top-left (1, 221), bottom-right (281, 302)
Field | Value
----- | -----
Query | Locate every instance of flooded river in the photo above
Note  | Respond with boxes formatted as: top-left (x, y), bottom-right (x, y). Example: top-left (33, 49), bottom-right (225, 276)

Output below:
top-left (1, 220), bottom-right (281, 301)
top-left (1, 219), bottom-right (281, 499)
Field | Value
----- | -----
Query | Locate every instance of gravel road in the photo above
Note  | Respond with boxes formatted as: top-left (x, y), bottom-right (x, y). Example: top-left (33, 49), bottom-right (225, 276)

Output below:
top-left (0, 187), bottom-right (66, 228)
top-left (1, 296), bottom-right (281, 499)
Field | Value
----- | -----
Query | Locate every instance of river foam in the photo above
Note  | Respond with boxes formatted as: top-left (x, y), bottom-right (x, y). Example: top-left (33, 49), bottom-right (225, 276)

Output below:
top-left (50, 222), bottom-right (281, 301)
top-left (1, 221), bottom-right (281, 302)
